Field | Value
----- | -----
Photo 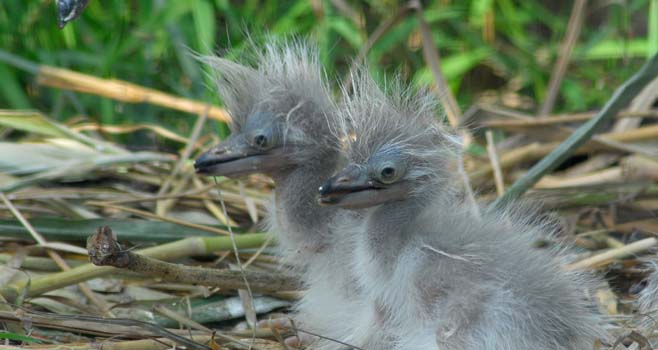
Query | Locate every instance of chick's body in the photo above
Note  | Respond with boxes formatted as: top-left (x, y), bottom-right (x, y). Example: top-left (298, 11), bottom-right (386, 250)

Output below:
top-left (320, 70), bottom-right (606, 349)
top-left (352, 197), bottom-right (605, 350)
top-left (195, 40), bottom-right (363, 349)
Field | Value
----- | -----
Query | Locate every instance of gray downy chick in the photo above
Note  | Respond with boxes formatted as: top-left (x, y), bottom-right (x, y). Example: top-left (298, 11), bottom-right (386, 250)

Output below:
top-left (194, 40), bottom-right (363, 349)
top-left (318, 70), bottom-right (607, 350)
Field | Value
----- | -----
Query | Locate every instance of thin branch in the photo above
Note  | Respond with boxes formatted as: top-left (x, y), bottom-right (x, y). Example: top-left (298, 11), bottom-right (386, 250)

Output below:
top-left (538, 0), bottom-right (587, 116)
top-left (85, 202), bottom-right (230, 235)
top-left (485, 131), bottom-right (505, 197)
top-left (410, 0), bottom-right (461, 127)
top-left (0, 232), bottom-right (269, 300)
top-left (153, 305), bottom-right (271, 350)
top-left (566, 237), bottom-right (658, 270)
top-left (343, 4), bottom-right (411, 91)
top-left (156, 108), bottom-right (209, 216)
top-left (0, 49), bottom-right (229, 122)
top-left (480, 107), bottom-right (658, 128)
top-left (87, 226), bottom-right (298, 293)
top-left (354, 5), bottom-right (411, 66)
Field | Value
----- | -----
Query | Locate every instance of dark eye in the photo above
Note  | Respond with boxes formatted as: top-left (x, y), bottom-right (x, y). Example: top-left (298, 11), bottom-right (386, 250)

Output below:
top-left (381, 167), bottom-right (395, 178)
top-left (254, 134), bottom-right (268, 148)
top-left (379, 166), bottom-right (397, 183)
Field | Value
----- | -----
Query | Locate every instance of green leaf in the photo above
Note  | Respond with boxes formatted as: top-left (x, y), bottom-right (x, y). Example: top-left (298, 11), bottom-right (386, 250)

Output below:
top-left (192, 0), bottom-right (216, 54)
top-left (466, 142), bottom-right (486, 157)
top-left (561, 78), bottom-right (587, 111)
top-left (0, 65), bottom-right (31, 108)
top-left (469, 0), bottom-right (493, 27)
top-left (0, 218), bottom-right (226, 243)
top-left (272, 1), bottom-right (312, 34)
top-left (0, 111), bottom-right (67, 137)
top-left (327, 16), bottom-right (363, 48)
top-left (649, 0), bottom-right (658, 56)
top-left (413, 48), bottom-right (490, 86)
top-left (576, 39), bottom-right (649, 60)
top-left (0, 332), bottom-right (43, 344)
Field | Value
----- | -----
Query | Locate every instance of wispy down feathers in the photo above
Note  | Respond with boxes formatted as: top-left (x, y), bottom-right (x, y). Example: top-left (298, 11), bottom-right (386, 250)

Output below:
top-left (200, 39), bottom-right (337, 146)
top-left (337, 68), bottom-right (462, 192)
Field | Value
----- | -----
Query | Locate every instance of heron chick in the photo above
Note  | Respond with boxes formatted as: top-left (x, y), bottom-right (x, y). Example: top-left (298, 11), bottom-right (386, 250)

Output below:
top-left (194, 40), bottom-right (363, 349)
top-left (319, 70), bottom-right (607, 350)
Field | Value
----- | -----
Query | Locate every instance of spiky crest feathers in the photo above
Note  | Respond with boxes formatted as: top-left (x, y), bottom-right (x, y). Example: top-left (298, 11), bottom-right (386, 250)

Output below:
top-left (337, 68), bottom-right (462, 183)
top-left (201, 40), bottom-right (337, 145)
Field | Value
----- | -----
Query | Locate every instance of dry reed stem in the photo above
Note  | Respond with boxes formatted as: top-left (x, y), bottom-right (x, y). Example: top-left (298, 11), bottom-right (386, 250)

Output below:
top-left (480, 104), bottom-right (657, 157)
top-left (36, 66), bottom-right (229, 122)
top-left (0, 192), bottom-right (112, 316)
top-left (85, 202), bottom-right (230, 235)
top-left (20, 336), bottom-right (216, 350)
top-left (485, 130), bottom-right (505, 196)
top-left (87, 226), bottom-right (297, 293)
top-left (410, 0), bottom-right (480, 212)
top-left (571, 77), bottom-right (658, 175)
top-left (153, 304), bottom-right (213, 332)
top-left (0, 310), bottom-right (210, 350)
top-left (535, 167), bottom-right (623, 188)
top-left (622, 155), bottom-right (658, 181)
top-left (193, 177), bottom-right (238, 226)
top-left (71, 122), bottom-right (190, 143)
top-left (481, 109), bottom-right (658, 129)
top-left (156, 110), bottom-right (208, 216)
top-left (151, 305), bottom-right (275, 350)
top-left (0, 232), bottom-right (269, 300)
top-left (471, 124), bottom-right (658, 182)
top-left (566, 237), bottom-right (658, 270)
top-left (614, 219), bottom-right (658, 234)
top-left (410, 0), bottom-right (461, 127)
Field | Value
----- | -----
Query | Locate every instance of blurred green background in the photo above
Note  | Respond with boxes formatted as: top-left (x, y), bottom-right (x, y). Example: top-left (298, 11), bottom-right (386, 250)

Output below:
top-left (0, 1), bottom-right (656, 149)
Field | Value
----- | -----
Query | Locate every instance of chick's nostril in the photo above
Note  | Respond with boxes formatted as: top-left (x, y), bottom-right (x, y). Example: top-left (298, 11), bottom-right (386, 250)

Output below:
top-left (336, 176), bottom-right (351, 184)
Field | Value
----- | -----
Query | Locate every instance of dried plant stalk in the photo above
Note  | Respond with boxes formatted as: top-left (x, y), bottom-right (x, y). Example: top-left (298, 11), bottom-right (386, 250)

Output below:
top-left (87, 226), bottom-right (298, 292)
top-left (0, 232), bottom-right (269, 300)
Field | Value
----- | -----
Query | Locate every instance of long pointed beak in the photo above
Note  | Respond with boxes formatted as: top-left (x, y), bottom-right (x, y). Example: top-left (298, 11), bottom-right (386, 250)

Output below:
top-left (194, 136), bottom-right (291, 178)
top-left (317, 165), bottom-right (382, 208)
top-left (318, 164), bottom-right (411, 209)
top-left (318, 165), bottom-right (371, 197)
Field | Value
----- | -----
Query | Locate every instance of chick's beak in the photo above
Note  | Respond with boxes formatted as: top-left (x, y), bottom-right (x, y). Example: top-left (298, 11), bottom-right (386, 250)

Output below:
top-left (194, 136), bottom-right (290, 178)
top-left (318, 165), bottom-right (383, 208)
top-left (319, 164), bottom-right (366, 194)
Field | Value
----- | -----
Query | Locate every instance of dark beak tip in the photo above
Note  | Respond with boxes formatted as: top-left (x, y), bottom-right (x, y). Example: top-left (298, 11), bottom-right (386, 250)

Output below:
top-left (192, 161), bottom-right (204, 173)
top-left (193, 159), bottom-right (212, 175)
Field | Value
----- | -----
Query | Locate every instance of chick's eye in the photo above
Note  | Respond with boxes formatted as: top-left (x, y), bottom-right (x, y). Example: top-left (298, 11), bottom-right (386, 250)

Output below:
top-left (381, 167), bottom-right (395, 178)
top-left (254, 134), bottom-right (268, 148)
top-left (379, 166), bottom-right (397, 183)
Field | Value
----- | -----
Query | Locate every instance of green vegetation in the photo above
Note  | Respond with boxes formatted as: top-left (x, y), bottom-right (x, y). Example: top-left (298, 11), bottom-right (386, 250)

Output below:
top-left (1, 1), bottom-right (654, 147)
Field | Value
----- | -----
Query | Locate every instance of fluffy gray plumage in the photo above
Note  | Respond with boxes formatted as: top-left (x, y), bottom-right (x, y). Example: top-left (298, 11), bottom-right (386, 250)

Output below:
top-left (637, 259), bottom-right (658, 346)
top-left (200, 40), bottom-right (362, 349)
top-left (330, 70), bottom-right (607, 349)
